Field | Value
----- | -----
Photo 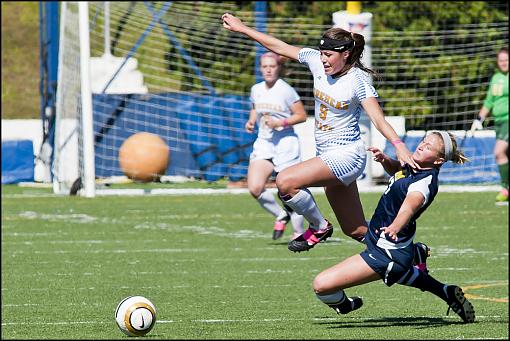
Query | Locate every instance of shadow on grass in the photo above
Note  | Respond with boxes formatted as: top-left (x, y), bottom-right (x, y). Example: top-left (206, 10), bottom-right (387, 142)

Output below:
top-left (314, 316), bottom-right (469, 329)
top-left (269, 239), bottom-right (342, 246)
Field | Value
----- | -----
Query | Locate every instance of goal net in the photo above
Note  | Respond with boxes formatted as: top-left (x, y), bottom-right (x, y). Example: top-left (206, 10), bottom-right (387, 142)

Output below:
top-left (53, 1), bottom-right (508, 196)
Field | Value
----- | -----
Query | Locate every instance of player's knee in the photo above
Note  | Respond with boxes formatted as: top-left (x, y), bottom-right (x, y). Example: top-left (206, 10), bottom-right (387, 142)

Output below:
top-left (275, 171), bottom-right (296, 195)
top-left (312, 274), bottom-right (329, 294)
top-left (248, 187), bottom-right (264, 198)
top-left (248, 183), bottom-right (266, 198)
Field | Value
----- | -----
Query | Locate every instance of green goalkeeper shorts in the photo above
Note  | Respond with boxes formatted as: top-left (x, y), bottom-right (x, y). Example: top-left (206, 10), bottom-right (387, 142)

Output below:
top-left (495, 120), bottom-right (508, 142)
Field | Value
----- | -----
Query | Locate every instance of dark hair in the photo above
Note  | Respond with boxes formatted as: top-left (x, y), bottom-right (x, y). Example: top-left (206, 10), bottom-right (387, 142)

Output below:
top-left (322, 27), bottom-right (379, 79)
top-left (495, 47), bottom-right (508, 73)
top-left (497, 47), bottom-right (508, 56)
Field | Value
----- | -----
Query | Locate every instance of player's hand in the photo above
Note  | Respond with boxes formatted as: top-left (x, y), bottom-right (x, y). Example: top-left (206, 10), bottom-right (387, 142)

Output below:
top-left (265, 117), bottom-right (284, 131)
top-left (265, 117), bottom-right (277, 129)
top-left (367, 146), bottom-right (388, 163)
top-left (470, 119), bottom-right (484, 133)
top-left (245, 120), bottom-right (255, 133)
top-left (380, 226), bottom-right (399, 241)
top-left (395, 143), bottom-right (421, 170)
top-left (222, 13), bottom-right (245, 33)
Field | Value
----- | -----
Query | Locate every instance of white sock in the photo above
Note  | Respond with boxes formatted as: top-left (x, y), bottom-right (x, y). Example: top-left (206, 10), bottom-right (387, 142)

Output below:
top-left (282, 188), bottom-right (328, 229)
top-left (257, 190), bottom-right (286, 218)
top-left (289, 211), bottom-right (305, 234)
top-left (316, 290), bottom-right (346, 305)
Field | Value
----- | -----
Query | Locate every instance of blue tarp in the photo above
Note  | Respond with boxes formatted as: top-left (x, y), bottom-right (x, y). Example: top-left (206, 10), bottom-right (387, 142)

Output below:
top-left (92, 93), bottom-right (255, 181)
top-left (91, 92), bottom-right (499, 184)
top-left (1, 140), bottom-right (34, 184)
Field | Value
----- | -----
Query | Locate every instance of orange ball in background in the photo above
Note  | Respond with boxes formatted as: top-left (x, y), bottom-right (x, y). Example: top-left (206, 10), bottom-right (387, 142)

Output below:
top-left (118, 132), bottom-right (170, 182)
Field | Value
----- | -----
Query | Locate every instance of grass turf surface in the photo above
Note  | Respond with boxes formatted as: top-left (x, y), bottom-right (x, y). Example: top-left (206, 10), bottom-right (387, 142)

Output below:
top-left (1, 185), bottom-right (508, 339)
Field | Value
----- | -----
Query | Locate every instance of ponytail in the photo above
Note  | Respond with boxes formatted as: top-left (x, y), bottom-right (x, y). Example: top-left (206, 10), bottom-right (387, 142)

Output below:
top-left (431, 131), bottom-right (470, 165)
top-left (322, 27), bottom-right (379, 79)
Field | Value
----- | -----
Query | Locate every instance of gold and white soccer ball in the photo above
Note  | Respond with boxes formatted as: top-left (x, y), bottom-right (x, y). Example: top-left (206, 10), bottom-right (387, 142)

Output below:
top-left (115, 296), bottom-right (157, 336)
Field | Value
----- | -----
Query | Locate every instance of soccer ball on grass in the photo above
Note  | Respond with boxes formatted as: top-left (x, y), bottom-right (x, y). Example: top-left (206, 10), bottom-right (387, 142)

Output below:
top-left (115, 296), bottom-right (157, 336)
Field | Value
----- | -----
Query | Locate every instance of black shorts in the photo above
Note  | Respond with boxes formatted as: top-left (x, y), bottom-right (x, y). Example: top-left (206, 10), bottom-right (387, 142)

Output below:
top-left (360, 232), bottom-right (414, 287)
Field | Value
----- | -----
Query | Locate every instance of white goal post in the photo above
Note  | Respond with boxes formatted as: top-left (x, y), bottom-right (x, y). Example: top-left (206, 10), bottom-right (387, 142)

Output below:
top-left (78, 2), bottom-right (96, 198)
top-left (53, 2), bottom-right (508, 197)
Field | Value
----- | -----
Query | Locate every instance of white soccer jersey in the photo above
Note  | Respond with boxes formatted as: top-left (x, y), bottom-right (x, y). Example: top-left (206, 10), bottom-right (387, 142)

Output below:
top-left (298, 48), bottom-right (378, 155)
top-left (250, 78), bottom-right (301, 140)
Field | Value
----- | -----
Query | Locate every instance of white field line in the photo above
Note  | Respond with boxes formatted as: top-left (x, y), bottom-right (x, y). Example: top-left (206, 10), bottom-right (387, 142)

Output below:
top-left (95, 184), bottom-right (502, 195)
top-left (2, 184), bottom-right (501, 198)
top-left (4, 248), bottom-right (210, 255)
top-left (1, 315), bottom-right (504, 326)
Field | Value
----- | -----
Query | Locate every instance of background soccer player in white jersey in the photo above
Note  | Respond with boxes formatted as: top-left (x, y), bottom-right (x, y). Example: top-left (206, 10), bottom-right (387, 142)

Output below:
top-left (222, 13), bottom-right (420, 253)
top-left (313, 132), bottom-right (475, 323)
top-left (246, 52), bottom-right (307, 241)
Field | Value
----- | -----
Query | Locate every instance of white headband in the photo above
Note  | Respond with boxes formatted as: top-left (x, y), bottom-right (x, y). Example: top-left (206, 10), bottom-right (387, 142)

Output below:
top-left (435, 131), bottom-right (453, 161)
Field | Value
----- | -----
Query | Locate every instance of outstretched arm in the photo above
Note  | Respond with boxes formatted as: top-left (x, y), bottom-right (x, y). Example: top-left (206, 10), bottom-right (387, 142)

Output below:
top-left (222, 13), bottom-right (301, 61)
top-left (362, 97), bottom-right (421, 170)
top-left (367, 146), bottom-right (401, 176)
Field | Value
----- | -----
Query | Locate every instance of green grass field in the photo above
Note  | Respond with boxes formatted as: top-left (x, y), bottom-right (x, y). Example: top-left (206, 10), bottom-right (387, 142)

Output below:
top-left (1, 184), bottom-right (508, 339)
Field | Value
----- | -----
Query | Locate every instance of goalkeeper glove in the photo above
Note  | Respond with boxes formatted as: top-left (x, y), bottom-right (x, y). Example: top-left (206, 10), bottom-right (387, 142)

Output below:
top-left (470, 117), bottom-right (484, 133)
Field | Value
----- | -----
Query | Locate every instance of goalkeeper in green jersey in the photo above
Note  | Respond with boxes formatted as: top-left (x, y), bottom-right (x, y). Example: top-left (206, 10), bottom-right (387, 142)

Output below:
top-left (471, 47), bottom-right (508, 205)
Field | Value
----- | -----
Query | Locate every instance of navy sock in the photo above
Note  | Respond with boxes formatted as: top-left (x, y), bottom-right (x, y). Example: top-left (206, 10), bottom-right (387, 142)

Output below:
top-left (404, 268), bottom-right (448, 301)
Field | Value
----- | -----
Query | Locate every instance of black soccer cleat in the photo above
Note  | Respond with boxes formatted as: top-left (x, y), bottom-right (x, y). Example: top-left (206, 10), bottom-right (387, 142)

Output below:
top-left (446, 285), bottom-right (475, 323)
top-left (288, 222), bottom-right (333, 253)
top-left (329, 296), bottom-right (363, 315)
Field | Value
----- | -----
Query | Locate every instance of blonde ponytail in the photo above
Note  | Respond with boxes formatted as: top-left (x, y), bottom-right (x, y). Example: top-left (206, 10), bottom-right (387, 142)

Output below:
top-left (431, 131), bottom-right (470, 165)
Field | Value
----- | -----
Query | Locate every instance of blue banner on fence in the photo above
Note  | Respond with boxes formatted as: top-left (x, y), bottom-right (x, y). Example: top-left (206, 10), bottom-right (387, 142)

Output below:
top-left (92, 92), bottom-right (255, 182)
top-left (1, 140), bottom-right (34, 184)
top-left (91, 93), bottom-right (498, 184)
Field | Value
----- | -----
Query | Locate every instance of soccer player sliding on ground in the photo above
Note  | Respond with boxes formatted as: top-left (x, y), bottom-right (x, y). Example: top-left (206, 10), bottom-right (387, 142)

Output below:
top-left (313, 131), bottom-right (475, 323)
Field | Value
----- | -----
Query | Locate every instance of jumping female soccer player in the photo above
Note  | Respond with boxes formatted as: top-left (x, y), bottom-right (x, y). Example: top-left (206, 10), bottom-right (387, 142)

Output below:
top-left (221, 13), bottom-right (421, 254)
top-left (313, 131), bottom-right (475, 323)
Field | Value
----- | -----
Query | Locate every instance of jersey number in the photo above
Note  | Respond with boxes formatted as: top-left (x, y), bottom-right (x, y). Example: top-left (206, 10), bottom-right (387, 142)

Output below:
top-left (384, 170), bottom-right (405, 195)
top-left (384, 176), bottom-right (395, 195)
top-left (492, 83), bottom-right (504, 97)
top-left (319, 104), bottom-right (328, 120)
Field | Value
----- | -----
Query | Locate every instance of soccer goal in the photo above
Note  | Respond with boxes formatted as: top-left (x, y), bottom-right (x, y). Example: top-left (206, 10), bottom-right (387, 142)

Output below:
top-left (53, 2), bottom-right (508, 196)
top-left (54, 2), bottom-right (264, 196)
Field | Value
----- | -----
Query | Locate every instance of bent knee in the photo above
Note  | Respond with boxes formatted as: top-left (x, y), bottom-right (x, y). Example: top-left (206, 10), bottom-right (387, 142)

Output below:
top-left (275, 171), bottom-right (299, 195)
top-left (312, 275), bottom-right (331, 295)
top-left (248, 188), bottom-right (264, 198)
top-left (248, 183), bottom-right (266, 198)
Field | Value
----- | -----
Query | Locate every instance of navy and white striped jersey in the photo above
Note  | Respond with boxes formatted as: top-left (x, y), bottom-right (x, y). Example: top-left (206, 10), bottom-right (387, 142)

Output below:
top-left (297, 48), bottom-right (378, 155)
top-left (368, 164), bottom-right (439, 249)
